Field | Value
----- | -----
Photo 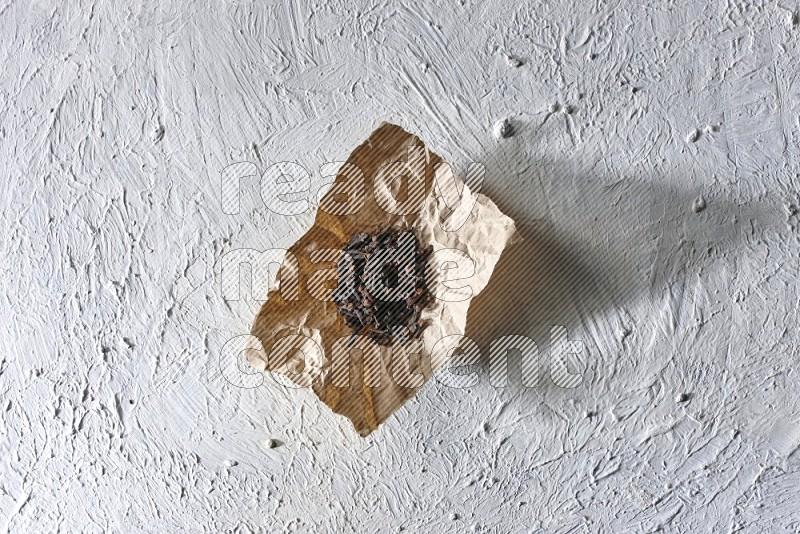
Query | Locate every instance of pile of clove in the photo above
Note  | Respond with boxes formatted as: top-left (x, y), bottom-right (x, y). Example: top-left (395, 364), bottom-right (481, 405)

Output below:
top-left (333, 229), bottom-right (433, 346)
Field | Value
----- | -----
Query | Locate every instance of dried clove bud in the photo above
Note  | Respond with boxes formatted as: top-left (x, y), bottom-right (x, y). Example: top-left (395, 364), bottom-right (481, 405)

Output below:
top-left (333, 229), bottom-right (431, 346)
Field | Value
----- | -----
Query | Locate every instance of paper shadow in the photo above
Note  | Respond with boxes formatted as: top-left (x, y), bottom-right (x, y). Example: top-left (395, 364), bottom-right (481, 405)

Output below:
top-left (460, 146), bottom-right (784, 399)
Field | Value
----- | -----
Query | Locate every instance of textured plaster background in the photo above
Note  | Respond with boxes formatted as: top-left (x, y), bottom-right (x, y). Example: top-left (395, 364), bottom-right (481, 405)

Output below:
top-left (2, 0), bottom-right (800, 532)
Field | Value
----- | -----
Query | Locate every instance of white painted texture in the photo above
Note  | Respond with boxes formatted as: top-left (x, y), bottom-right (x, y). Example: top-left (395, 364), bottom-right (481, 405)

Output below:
top-left (2, 0), bottom-right (800, 532)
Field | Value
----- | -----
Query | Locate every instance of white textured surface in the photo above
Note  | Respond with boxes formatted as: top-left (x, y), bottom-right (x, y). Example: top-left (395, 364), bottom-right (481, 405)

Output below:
top-left (2, 1), bottom-right (800, 532)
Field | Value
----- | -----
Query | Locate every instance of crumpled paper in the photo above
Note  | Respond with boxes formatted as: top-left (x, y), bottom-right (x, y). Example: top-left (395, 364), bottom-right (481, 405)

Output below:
top-left (248, 122), bottom-right (517, 436)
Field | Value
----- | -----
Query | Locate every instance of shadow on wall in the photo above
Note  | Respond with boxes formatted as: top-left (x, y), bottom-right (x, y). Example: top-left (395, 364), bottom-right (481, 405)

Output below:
top-left (461, 143), bottom-right (785, 398)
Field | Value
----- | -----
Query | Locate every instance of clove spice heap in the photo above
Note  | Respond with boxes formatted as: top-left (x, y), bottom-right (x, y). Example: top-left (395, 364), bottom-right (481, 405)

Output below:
top-left (333, 229), bottom-right (433, 346)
